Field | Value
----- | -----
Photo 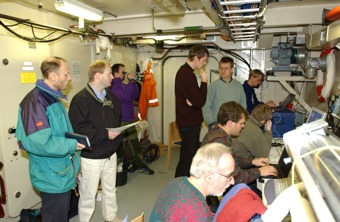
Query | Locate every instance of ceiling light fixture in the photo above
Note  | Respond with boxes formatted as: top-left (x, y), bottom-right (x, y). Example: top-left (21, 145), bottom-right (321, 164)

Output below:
top-left (54, 0), bottom-right (103, 21)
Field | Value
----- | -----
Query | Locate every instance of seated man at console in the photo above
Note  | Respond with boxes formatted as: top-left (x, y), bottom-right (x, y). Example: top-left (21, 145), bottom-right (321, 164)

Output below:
top-left (243, 69), bottom-right (275, 113)
top-left (201, 101), bottom-right (277, 197)
top-left (150, 143), bottom-right (235, 221)
top-left (232, 104), bottom-right (273, 159)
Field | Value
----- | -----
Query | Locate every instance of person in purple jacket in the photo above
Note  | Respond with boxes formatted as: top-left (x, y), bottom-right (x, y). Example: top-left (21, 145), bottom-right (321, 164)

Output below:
top-left (110, 63), bottom-right (154, 175)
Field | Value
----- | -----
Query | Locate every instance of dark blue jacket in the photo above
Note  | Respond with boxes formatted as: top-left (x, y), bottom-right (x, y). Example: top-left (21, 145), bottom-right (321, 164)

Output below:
top-left (243, 80), bottom-right (263, 113)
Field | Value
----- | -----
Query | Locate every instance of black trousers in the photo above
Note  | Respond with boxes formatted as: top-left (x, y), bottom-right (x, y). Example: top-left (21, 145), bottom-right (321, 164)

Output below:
top-left (175, 124), bottom-right (201, 177)
top-left (40, 190), bottom-right (71, 222)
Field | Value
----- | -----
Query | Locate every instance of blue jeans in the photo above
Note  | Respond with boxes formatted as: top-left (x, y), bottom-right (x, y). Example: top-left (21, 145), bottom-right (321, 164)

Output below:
top-left (40, 190), bottom-right (71, 222)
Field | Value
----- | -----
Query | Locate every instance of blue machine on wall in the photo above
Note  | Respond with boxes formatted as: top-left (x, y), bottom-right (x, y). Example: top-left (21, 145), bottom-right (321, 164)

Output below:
top-left (268, 40), bottom-right (326, 79)
top-left (267, 42), bottom-right (308, 75)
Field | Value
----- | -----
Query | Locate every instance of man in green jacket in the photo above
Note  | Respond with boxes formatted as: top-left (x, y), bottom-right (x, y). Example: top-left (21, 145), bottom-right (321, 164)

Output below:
top-left (203, 57), bottom-right (247, 130)
top-left (16, 57), bottom-right (83, 222)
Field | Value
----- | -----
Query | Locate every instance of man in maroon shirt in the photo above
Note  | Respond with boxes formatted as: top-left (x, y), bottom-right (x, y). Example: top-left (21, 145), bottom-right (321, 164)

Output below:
top-left (174, 44), bottom-right (209, 177)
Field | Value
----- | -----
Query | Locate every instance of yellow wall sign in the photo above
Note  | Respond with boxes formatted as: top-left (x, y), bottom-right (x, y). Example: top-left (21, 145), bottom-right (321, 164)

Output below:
top-left (20, 72), bottom-right (37, 83)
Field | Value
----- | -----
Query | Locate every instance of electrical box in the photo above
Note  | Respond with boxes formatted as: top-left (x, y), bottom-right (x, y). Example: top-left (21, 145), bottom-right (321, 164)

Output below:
top-left (272, 109), bottom-right (295, 138)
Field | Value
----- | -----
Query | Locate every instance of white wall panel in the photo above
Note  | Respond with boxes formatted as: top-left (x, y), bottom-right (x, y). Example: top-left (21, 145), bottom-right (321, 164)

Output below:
top-left (0, 36), bottom-right (47, 218)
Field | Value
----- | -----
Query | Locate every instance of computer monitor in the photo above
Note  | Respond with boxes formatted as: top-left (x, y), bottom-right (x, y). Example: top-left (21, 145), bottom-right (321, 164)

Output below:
top-left (273, 93), bottom-right (295, 110)
top-left (306, 107), bottom-right (327, 123)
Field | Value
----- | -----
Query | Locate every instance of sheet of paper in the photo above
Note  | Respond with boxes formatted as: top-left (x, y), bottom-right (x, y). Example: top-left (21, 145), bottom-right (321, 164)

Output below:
top-left (106, 121), bottom-right (140, 132)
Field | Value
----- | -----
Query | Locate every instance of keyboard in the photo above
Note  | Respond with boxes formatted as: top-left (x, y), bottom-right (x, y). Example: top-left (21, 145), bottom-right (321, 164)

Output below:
top-left (274, 177), bottom-right (291, 197)
top-left (261, 174), bottom-right (299, 206)
top-left (268, 145), bottom-right (284, 164)
top-left (261, 178), bottom-right (292, 205)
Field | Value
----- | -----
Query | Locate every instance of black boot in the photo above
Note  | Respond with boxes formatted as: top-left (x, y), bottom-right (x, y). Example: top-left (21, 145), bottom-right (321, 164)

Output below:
top-left (137, 165), bottom-right (154, 175)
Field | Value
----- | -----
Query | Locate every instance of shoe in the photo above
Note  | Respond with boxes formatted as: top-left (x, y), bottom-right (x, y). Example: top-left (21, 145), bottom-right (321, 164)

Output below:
top-left (137, 166), bottom-right (154, 175)
top-left (127, 163), bottom-right (137, 173)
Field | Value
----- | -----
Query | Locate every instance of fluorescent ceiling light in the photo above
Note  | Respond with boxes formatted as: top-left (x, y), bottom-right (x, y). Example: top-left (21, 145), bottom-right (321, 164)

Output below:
top-left (54, 0), bottom-right (103, 21)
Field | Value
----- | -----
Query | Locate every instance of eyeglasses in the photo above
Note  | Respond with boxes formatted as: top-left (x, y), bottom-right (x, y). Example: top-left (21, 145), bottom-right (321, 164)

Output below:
top-left (216, 172), bottom-right (234, 183)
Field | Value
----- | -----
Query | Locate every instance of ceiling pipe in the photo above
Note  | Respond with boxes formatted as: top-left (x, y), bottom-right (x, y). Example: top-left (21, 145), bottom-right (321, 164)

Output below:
top-left (112, 26), bottom-right (221, 38)
top-left (103, 9), bottom-right (204, 22)
top-left (151, 6), bottom-right (159, 33)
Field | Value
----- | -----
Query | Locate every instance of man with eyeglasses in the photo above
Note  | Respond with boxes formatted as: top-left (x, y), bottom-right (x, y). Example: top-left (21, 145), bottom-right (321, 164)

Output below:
top-left (201, 101), bottom-right (277, 199)
top-left (69, 60), bottom-right (123, 222)
top-left (150, 143), bottom-right (235, 222)
top-left (203, 57), bottom-right (247, 130)
top-left (243, 69), bottom-right (275, 113)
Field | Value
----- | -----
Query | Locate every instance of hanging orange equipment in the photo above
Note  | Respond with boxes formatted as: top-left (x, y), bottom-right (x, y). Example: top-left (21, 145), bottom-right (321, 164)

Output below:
top-left (138, 60), bottom-right (160, 120)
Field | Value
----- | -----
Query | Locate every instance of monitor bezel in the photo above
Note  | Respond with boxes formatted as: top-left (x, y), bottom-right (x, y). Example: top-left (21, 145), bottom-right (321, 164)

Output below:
top-left (306, 107), bottom-right (327, 124)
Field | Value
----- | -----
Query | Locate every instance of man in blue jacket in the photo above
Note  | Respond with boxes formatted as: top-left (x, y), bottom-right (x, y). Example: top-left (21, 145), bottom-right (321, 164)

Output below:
top-left (243, 69), bottom-right (275, 113)
top-left (16, 56), bottom-right (84, 222)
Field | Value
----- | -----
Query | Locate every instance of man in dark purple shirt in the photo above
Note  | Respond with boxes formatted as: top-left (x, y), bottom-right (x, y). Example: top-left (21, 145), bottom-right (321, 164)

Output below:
top-left (174, 45), bottom-right (209, 177)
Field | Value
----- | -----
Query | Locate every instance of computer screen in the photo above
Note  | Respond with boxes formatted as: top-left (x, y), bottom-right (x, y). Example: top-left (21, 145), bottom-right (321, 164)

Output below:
top-left (306, 107), bottom-right (327, 123)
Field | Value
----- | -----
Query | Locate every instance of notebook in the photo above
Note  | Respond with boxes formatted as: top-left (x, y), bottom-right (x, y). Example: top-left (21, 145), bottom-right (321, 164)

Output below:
top-left (273, 93), bottom-right (295, 111)
top-left (65, 132), bottom-right (91, 150)
top-left (261, 148), bottom-right (297, 205)
top-left (262, 148), bottom-right (292, 179)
